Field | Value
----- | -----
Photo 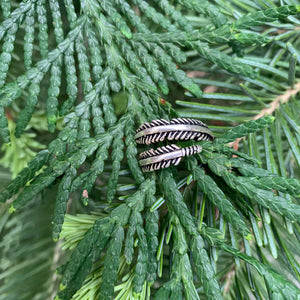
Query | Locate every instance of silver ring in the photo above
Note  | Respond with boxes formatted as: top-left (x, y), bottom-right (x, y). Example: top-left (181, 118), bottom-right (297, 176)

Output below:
top-left (139, 144), bottom-right (202, 172)
top-left (135, 118), bottom-right (213, 145)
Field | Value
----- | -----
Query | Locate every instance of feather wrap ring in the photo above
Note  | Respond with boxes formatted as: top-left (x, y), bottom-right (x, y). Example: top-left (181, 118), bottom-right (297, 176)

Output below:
top-left (135, 118), bottom-right (213, 145)
top-left (136, 118), bottom-right (213, 172)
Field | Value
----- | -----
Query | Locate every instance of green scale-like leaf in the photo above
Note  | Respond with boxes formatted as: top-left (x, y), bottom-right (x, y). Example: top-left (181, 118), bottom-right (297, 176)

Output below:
top-left (202, 226), bottom-right (300, 299)
top-left (0, 149), bottom-right (49, 203)
top-left (37, 0), bottom-right (48, 58)
top-left (23, 3), bottom-right (34, 70)
top-left (145, 209), bottom-right (159, 284)
top-left (178, 0), bottom-right (227, 27)
top-left (153, 0), bottom-right (193, 32)
top-left (124, 211), bottom-right (138, 264)
top-left (0, 1), bottom-right (20, 88)
top-left (125, 117), bottom-right (145, 184)
top-left (9, 159), bottom-right (69, 212)
top-left (234, 5), bottom-right (300, 30)
top-left (99, 226), bottom-right (124, 300)
top-left (219, 116), bottom-right (275, 143)
top-left (52, 166), bottom-right (77, 241)
top-left (207, 155), bottom-right (300, 223)
top-left (107, 135), bottom-right (124, 203)
top-left (159, 170), bottom-right (223, 299)
top-left (190, 162), bottom-right (251, 239)
top-left (133, 224), bottom-right (148, 295)
top-left (15, 81), bottom-right (42, 137)
top-left (239, 176), bottom-right (300, 197)
top-left (47, 56), bottom-right (62, 132)
top-left (0, 0), bottom-right (11, 19)
top-left (0, 105), bottom-right (10, 143)
top-left (58, 218), bottom-right (115, 300)
top-left (60, 42), bottom-right (77, 115)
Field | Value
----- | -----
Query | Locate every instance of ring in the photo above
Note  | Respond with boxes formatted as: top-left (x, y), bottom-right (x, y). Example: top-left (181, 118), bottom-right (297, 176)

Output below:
top-left (135, 118), bottom-right (213, 145)
top-left (139, 144), bottom-right (202, 172)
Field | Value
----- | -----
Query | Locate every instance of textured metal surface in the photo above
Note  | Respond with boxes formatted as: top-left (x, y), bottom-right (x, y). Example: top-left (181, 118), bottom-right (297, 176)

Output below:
top-left (135, 118), bottom-right (213, 144)
top-left (139, 144), bottom-right (202, 172)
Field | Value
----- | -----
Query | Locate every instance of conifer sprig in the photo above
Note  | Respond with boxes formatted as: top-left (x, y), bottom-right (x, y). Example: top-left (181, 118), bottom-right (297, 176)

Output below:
top-left (1, 1), bottom-right (300, 299)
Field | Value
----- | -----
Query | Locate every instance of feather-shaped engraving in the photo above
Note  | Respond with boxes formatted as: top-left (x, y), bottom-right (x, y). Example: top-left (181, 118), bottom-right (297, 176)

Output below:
top-left (139, 144), bottom-right (180, 159)
top-left (136, 119), bottom-right (169, 133)
top-left (139, 144), bottom-right (202, 172)
top-left (135, 118), bottom-right (213, 145)
top-left (170, 118), bottom-right (208, 128)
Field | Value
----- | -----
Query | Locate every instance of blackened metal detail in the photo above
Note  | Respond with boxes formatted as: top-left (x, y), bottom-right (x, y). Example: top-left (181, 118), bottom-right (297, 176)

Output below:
top-left (135, 118), bottom-right (213, 145)
top-left (139, 144), bottom-right (202, 172)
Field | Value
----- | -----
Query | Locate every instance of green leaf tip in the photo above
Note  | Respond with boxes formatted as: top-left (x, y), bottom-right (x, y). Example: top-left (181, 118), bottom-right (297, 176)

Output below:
top-left (133, 292), bottom-right (141, 298)
top-left (263, 115), bottom-right (275, 123)
top-left (245, 233), bottom-right (252, 241)
top-left (185, 83), bottom-right (203, 98)
top-left (9, 205), bottom-right (16, 213)
top-left (218, 115), bottom-right (276, 143)
top-left (59, 283), bottom-right (66, 291)
top-left (160, 85), bottom-right (169, 95)
top-left (48, 116), bottom-right (57, 131)
top-left (121, 28), bottom-right (132, 39)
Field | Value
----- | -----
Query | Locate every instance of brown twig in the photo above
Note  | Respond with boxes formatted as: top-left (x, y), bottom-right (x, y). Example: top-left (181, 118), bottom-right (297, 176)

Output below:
top-left (253, 82), bottom-right (300, 120)
top-left (229, 82), bottom-right (300, 148)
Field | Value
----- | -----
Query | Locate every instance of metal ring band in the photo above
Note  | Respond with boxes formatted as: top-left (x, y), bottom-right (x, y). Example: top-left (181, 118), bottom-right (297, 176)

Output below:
top-left (139, 144), bottom-right (202, 172)
top-left (135, 118), bottom-right (213, 145)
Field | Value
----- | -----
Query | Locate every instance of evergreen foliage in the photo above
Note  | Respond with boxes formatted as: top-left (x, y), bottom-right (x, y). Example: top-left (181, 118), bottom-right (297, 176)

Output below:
top-left (0, 0), bottom-right (300, 299)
